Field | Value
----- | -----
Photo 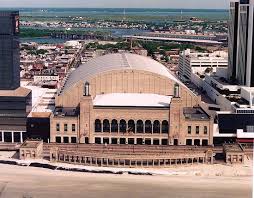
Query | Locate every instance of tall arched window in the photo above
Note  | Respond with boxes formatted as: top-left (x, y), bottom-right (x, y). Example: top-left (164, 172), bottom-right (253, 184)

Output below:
top-left (111, 119), bottom-right (118, 133)
top-left (153, 120), bottom-right (160, 133)
top-left (145, 120), bottom-right (152, 133)
top-left (128, 120), bottom-right (135, 133)
top-left (162, 120), bottom-right (169, 134)
top-left (95, 119), bottom-right (102, 133)
top-left (137, 120), bottom-right (144, 133)
top-left (119, 120), bottom-right (126, 133)
top-left (103, 119), bottom-right (110, 132)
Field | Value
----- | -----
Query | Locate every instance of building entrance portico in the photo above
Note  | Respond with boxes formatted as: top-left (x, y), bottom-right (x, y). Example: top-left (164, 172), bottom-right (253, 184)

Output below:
top-left (0, 131), bottom-right (24, 143)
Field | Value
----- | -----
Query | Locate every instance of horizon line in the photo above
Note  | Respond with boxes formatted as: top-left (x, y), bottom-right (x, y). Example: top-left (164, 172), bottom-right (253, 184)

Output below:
top-left (0, 7), bottom-right (229, 10)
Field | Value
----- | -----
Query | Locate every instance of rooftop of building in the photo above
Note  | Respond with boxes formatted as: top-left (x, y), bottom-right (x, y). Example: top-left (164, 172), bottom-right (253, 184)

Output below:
top-left (182, 49), bottom-right (228, 59)
top-left (60, 53), bottom-right (182, 94)
top-left (0, 87), bottom-right (31, 97)
top-left (54, 107), bottom-right (80, 117)
top-left (20, 139), bottom-right (43, 149)
top-left (21, 82), bottom-right (56, 115)
top-left (93, 93), bottom-right (172, 108)
top-left (223, 144), bottom-right (243, 153)
top-left (183, 107), bottom-right (210, 120)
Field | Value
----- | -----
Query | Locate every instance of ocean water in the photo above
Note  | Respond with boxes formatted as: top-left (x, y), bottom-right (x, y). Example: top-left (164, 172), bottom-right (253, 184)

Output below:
top-left (0, 8), bottom-right (229, 20)
top-left (11, 8), bottom-right (228, 43)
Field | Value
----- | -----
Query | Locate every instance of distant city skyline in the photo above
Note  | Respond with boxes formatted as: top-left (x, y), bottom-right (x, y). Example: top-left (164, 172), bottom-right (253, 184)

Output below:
top-left (0, 0), bottom-right (230, 9)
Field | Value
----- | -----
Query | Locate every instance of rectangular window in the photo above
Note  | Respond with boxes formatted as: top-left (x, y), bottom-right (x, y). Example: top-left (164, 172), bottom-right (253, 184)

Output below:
top-left (64, 124), bottom-right (68, 132)
top-left (63, 137), bottom-right (69, 143)
top-left (111, 138), bottom-right (118, 144)
top-left (72, 124), bottom-right (76, 132)
top-left (196, 126), bottom-right (200, 134)
top-left (56, 123), bottom-right (60, 132)
top-left (95, 137), bottom-right (101, 144)
top-left (71, 137), bottom-right (77, 143)
top-left (188, 126), bottom-right (192, 134)
top-left (204, 126), bottom-right (208, 134)
top-left (162, 139), bottom-right (168, 145)
top-left (186, 139), bottom-right (192, 145)
top-left (55, 137), bottom-right (61, 143)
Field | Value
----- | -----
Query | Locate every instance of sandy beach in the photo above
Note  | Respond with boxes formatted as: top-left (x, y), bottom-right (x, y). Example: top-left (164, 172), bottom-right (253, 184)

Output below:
top-left (0, 163), bottom-right (252, 198)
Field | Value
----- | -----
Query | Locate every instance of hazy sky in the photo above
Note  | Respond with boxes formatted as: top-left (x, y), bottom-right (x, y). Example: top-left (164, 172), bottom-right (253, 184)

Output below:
top-left (0, 0), bottom-right (230, 9)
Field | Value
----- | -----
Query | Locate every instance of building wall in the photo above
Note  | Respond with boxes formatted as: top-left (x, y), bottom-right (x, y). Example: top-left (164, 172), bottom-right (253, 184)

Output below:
top-left (56, 70), bottom-right (198, 108)
top-left (52, 68), bottom-right (212, 146)
top-left (182, 119), bottom-right (213, 146)
top-left (87, 107), bottom-right (170, 144)
top-left (50, 116), bottom-right (79, 143)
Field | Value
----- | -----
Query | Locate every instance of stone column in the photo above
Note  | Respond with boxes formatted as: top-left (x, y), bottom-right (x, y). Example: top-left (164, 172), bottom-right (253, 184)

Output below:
top-left (20, 132), bottom-right (23, 143)
top-left (1, 132), bottom-right (4, 142)
top-left (11, 132), bottom-right (14, 143)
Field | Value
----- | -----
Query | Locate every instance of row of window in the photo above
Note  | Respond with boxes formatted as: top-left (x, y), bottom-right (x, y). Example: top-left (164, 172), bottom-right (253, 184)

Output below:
top-left (56, 123), bottom-right (76, 133)
top-left (95, 137), bottom-right (169, 145)
top-left (55, 136), bottom-right (77, 143)
top-left (95, 119), bottom-right (169, 134)
top-left (55, 136), bottom-right (89, 144)
top-left (187, 126), bottom-right (208, 135)
top-left (186, 139), bottom-right (208, 146)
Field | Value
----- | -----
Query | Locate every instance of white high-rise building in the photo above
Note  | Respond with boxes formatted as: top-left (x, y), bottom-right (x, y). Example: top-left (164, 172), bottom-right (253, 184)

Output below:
top-left (179, 49), bottom-right (228, 80)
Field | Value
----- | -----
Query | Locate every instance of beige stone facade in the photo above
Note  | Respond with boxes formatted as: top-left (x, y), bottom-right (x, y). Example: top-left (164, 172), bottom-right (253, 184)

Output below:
top-left (51, 53), bottom-right (213, 146)
top-left (19, 140), bottom-right (43, 160)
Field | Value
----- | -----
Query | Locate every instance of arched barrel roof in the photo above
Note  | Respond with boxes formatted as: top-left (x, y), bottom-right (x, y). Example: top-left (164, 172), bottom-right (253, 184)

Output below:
top-left (61, 53), bottom-right (181, 93)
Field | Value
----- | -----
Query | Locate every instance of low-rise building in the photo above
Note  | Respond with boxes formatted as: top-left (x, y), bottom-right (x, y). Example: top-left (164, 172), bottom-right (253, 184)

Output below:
top-left (19, 139), bottom-right (43, 160)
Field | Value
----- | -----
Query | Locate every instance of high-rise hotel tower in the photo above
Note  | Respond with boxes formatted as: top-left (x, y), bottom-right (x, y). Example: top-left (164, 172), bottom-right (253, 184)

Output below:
top-left (0, 11), bottom-right (20, 90)
top-left (0, 11), bottom-right (31, 144)
top-left (228, 0), bottom-right (254, 87)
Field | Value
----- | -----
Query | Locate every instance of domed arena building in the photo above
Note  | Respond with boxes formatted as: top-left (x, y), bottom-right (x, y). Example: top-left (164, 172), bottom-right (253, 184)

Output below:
top-left (50, 53), bottom-right (213, 146)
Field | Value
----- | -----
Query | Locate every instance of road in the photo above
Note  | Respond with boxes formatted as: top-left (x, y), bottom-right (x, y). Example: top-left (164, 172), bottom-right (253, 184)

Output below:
top-left (0, 164), bottom-right (252, 198)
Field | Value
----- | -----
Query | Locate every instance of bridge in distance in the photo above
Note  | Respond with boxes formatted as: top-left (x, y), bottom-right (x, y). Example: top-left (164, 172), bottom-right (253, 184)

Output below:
top-left (123, 35), bottom-right (223, 45)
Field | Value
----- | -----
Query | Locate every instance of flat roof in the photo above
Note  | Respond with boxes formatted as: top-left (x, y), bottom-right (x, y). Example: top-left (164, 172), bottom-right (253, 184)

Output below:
top-left (21, 140), bottom-right (42, 148)
top-left (0, 87), bottom-right (31, 97)
top-left (54, 107), bottom-right (79, 117)
top-left (183, 107), bottom-right (210, 120)
top-left (93, 93), bottom-right (172, 108)
top-left (22, 83), bottom-right (57, 114)
top-left (223, 144), bottom-right (243, 153)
